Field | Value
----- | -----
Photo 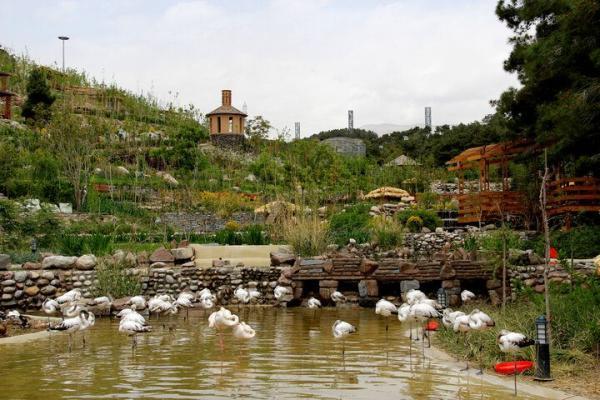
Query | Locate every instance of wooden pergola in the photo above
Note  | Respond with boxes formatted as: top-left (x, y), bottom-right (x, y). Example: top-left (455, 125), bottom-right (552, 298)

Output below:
top-left (447, 140), bottom-right (600, 224)
top-left (446, 140), bottom-right (536, 224)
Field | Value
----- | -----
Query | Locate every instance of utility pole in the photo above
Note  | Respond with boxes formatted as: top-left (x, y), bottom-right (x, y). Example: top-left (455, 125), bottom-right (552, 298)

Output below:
top-left (58, 36), bottom-right (69, 72)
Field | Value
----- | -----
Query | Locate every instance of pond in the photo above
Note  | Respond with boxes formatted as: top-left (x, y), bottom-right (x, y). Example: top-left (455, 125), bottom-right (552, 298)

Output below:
top-left (0, 307), bottom-right (539, 399)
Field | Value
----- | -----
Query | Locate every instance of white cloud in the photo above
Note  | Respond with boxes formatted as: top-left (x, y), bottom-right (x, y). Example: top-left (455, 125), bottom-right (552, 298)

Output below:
top-left (0, 0), bottom-right (517, 137)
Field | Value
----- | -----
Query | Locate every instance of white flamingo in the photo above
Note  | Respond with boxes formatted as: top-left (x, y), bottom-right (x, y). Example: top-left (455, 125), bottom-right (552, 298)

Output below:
top-left (273, 286), bottom-right (291, 303)
top-left (307, 297), bottom-right (322, 309)
top-left (175, 292), bottom-right (194, 320)
top-left (467, 309), bottom-right (495, 374)
top-left (42, 299), bottom-right (61, 324)
top-left (442, 309), bottom-right (465, 329)
top-left (119, 318), bottom-right (151, 350)
top-left (55, 289), bottom-right (82, 304)
top-left (148, 296), bottom-right (177, 317)
top-left (248, 288), bottom-right (261, 303)
top-left (410, 302), bottom-right (440, 352)
top-left (375, 298), bottom-right (397, 340)
top-left (461, 290), bottom-right (475, 303)
top-left (332, 320), bottom-right (356, 363)
top-left (208, 307), bottom-right (240, 350)
top-left (234, 287), bottom-right (251, 304)
top-left (232, 321), bottom-right (256, 340)
top-left (198, 289), bottom-right (216, 309)
top-left (128, 295), bottom-right (146, 311)
top-left (117, 308), bottom-right (146, 325)
top-left (330, 290), bottom-right (346, 305)
top-left (62, 303), bottom-right (83, 318)
top-left (406, 289), bottom-right (426, 305)
top-left (49, 310), bottom-right (88, 351)
top-left (497, 330), bottom-right (535, 396)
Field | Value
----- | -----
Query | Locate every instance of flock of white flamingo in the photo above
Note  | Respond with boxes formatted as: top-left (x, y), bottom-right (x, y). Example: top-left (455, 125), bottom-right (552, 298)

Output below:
top-left (5, 283), bottom-right (534, 394)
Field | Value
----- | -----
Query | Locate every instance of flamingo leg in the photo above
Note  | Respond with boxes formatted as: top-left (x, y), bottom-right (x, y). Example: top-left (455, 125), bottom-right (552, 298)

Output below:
top-left (68, 333), bottom-right (72, 352)
top-left (459, 334), bottom-right (469, 371)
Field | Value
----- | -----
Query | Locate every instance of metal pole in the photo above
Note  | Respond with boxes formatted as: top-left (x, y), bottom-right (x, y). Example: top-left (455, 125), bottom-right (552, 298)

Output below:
top-left (62, 40), bottom-right (65, 72)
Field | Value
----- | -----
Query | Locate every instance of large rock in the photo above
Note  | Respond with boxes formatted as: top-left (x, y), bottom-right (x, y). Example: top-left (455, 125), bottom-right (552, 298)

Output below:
top-left (22, 262), bottom-right (41, 270)
top-left (149, 248), bottom-right (174, 264)
top-left (156, 171), bottom-right (179, 186)
top-left (115, 166), bottom-right (130, 176)
top-left (270, 252), bottom-right (296, 266)
top-left (76, 254), bottom-right (97, 270)
top-left (0, 254), bottom-right (10, 270)
top-left (58, 203), bottom-right (73, 214)
top-left (40, 285), bottom-right (57, 295)
top-left (112, 297), bottom-right (132, 311)
top-left (13, 271), bottom-right (27, 283)
top-left (171, 247), bottom-right (193, 261)
top-left (42, 256), bottom-right (77, 269)
top-left (24, 286), bottom-right (40, 296)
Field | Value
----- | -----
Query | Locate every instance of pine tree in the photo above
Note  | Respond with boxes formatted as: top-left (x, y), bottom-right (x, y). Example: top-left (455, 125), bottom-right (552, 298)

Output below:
top-left (21, 67), bottom-right (55, 122)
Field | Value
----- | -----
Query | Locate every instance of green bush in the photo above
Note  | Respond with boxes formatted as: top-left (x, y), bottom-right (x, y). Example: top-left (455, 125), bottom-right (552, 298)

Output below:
top-left (546, 225), bottom-right (600, 259)
top-left (242, 224), bottom-right (268, 245)
top-left (329, 204), bottom-right (371, 245)
top-left (369, 216), bottom-right (403, 249)
top-left (405, 215), bottom-right (423, 233)
top-left (94, 259), bottom-right (141, 298)
top-left (57, 234), bottom-right (114, 256)
top-left (397, 209), bottom-right (441, 231)
top-left (479, 228), bottom-right (524, 252)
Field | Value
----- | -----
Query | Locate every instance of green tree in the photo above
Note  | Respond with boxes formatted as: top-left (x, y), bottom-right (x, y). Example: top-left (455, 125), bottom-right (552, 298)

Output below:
top-left (245, 115), bottom-right (272, 148)
top-left (495, 0), bottom-right (600, 175)
top-left (21, 67), bottom-right (55, 123)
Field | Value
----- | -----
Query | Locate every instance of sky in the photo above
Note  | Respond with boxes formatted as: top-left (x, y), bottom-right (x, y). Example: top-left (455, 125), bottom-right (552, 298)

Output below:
top-left (1, 0), bottom-right (518, 137)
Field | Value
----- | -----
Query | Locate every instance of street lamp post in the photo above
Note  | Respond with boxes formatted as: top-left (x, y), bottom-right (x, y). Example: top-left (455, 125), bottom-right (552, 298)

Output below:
top-left (534, 315), bottom-right (553, 381)
top-left (58, 36), bottom-right (69, 72)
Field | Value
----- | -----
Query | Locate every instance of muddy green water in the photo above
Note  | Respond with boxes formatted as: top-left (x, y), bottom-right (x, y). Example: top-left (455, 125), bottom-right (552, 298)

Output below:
top-left (0, 308), bottom-right (539, 399)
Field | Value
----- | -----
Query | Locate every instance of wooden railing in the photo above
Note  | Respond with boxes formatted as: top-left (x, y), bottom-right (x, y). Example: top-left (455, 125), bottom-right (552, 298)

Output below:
top-left (546, 177), bottom-right (600, 216)
top-left (456, 191), bottom-right (527, 224)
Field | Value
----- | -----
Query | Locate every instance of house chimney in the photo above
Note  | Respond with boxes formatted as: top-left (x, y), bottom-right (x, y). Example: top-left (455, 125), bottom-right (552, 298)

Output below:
top-left (222, 90), bottom-right (232, 106)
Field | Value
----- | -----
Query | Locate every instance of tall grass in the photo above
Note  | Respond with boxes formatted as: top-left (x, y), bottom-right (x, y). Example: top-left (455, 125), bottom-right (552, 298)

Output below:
top-left (58, 233), bottom-right (114, 256)
top-left (282, 213), bottom-right (330, 257)
top-left (369, 215), bottom-right (404, 249)
top-left (94, 259), bottom-right (141, 298)
top-left (435, 280), bottom-right (600, 377)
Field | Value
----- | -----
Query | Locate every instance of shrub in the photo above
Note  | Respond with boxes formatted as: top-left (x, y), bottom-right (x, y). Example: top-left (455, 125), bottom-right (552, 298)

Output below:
top-left (94, 259), bottom-right (141, 298)
top-left (329, 204), bottom-right (371, 245)
top-left (397, 209), bottom-right (441, 231)
top-left (282, 214), bottom-right (330, 257)
top-left (242, 224), bottom-right (268, 245)
top-left (479, 228), bottom-right (524, 252)
top-left (369, 216), bottom-right (404, 249)
top-left (57, 234), bottom-right (114, 256)
top-left (405, 215), bottom-right (423, 233)
top-left (547, 225), bottom-right (600, 259)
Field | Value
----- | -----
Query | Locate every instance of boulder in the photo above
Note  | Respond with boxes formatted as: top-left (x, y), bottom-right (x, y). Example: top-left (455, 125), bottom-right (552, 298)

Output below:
top-left (149, 248), bottom-right (174, 264)
top-left (0, 254), bottom-right (10, 270)
top-left (1, 279), bottom-right (15, 287)
top-left (115, 166), bottom-right (130, 176)
top-left (76, 254), bottom-right (97, 270)
top-left (245, 173), bottom-right (257, 182)
top-left (40, 285), bottom-right (57, 295)
top-left (534, 284), bottom-right (545, 294)
top-left (13, 271), bottom-right (27, 283)
top-left (181, 261), bottom-right (195, 268)
top-left (270, 252), bottom-right (296, 266)
top-left (22, 262), bottom-right (41, 270)
top-left (171, 247), bottom-right (193, 261)
top-left (58, 203), bottom-right (73, 214)
top-left (486, 279), bottom-right (502, 290)
top-left (40, 271), bottom-right (55, 280)
top-left (42, 256), bottom-right (77, 269)
top-left (156, 171), bottom-right (179, 186)
top-left (150, 262), bottom-right (169, 269)
top-left (112, 297), bottom-right (132, 311)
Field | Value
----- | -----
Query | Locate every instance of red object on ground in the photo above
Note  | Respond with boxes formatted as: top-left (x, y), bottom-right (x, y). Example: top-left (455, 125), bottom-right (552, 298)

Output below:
top-left (494, 361), bottom-right (534, 375)
top-left (550, 247), bottom-right (558, 258)
top-left (425, 320), bottom-right (439, 331)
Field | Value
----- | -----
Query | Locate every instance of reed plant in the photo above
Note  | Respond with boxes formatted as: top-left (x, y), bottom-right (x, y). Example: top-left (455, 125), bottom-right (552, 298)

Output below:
top-left (281, 212), bottom-right (330, 257)
top-left (94, 258), bottom-right (141, 298)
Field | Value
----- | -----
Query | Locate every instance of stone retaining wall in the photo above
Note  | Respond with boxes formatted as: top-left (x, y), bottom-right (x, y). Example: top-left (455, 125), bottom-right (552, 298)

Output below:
top-left (159, 211), bottom-right (264, 233)
top-left (509, 258), bottom-right (595, 294)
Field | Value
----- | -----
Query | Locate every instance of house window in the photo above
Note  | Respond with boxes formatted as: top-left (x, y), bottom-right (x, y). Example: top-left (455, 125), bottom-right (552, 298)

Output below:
top-left (229, 116), bottom-right (233, 133)
top-left (217, 117), bottom-right (221, 133)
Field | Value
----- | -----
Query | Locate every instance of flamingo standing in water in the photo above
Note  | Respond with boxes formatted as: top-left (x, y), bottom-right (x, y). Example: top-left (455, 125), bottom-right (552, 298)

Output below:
top-left (199, 289), bottom-right (216, 310)
top-left (332, 320), bottom-right (356, 364)
top-left (175, 292), bottom-right (195, 321)
top-left (497, 330), bottom-right (535, 396)
top-left (330, 290), bottom-right (346, 306)
top-left (375, 298), bottom-right (397, 340)
top-left (49, 310), bottom-right (90, 351)
top-left (274, 286), bottom-right (292, 304)
top-left (119, 315), bottom-right (151, 350)
top-left (410, 302), bottom-right (440, 356)
top-left (208, 307), bottom-right (240, 351)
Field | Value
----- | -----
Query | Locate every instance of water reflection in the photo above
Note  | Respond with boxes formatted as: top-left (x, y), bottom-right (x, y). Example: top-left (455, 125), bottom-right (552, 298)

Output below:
top-left (0, 308), bottom-right (539, 399)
